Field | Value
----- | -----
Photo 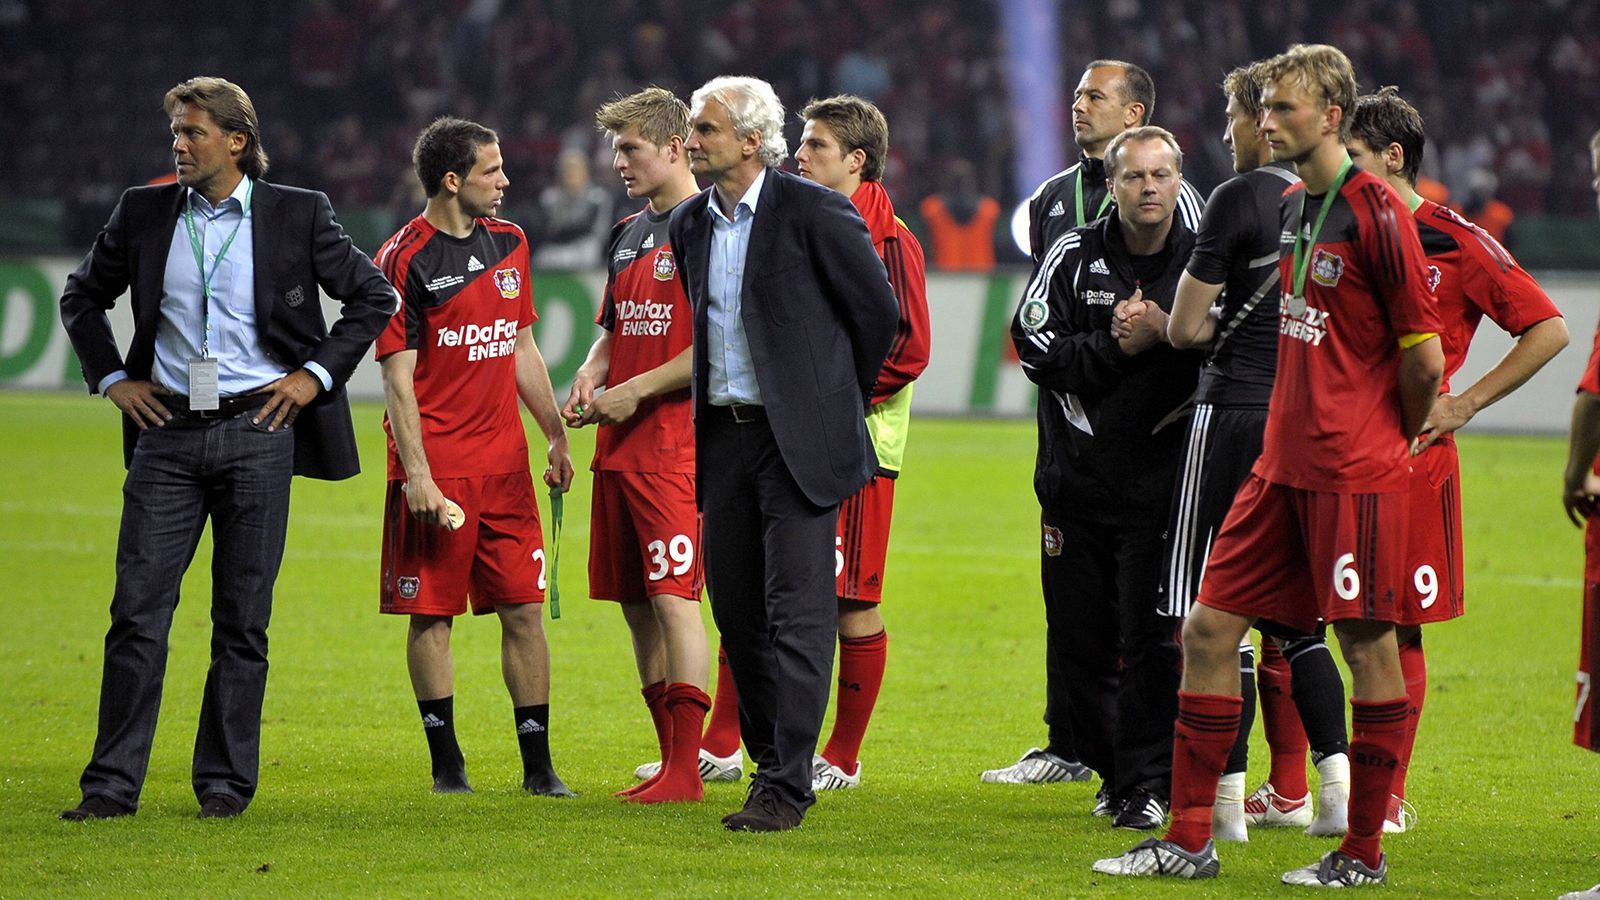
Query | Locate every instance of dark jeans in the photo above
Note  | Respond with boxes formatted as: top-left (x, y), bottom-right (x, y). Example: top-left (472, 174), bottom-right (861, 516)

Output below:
top-left (79, 412), bottom-right (294, 810)
top-left (1044, 508), bottom-right (1182, 801)
top-left (700, 410), bottom-right (839, 814)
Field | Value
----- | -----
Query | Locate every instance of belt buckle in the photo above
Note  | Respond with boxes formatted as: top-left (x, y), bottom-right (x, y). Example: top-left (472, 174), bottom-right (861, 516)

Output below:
top-left (730, 403), bottom-right (757, 423)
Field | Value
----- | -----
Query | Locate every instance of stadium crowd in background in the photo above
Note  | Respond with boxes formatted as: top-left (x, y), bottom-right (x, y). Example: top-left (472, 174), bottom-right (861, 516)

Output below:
top-left (10, 0), bottom-right (1600, 259)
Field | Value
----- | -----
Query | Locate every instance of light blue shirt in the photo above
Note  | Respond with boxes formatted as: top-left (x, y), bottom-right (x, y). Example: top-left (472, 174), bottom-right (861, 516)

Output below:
top-left (96, 176), bottom-right (332, 397)
top-left (705, 167), bottom-right (767, 406)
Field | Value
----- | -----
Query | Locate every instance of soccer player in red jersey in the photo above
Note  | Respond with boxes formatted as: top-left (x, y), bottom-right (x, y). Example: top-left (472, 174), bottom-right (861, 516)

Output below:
top-left (1095, 44), bottom-right (1443, 886)
top-left (791, 95), bottom-right (930, 790)
top-left (1343, 87), bottom-right (1568, 830)
top-left (561, 88), bottom-right (711, 804)
top-left (374, 117), bottom-right (575, 797)
top-left (1562, 128), bottom-right (1600, 760)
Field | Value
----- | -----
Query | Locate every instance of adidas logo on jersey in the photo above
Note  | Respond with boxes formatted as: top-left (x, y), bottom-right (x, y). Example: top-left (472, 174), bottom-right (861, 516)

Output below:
top-left (1089, 258), bottom-right (1110, 275)
top-left (1047, 200), bottom-right (1066, 218)
top-left (517, 719), bottom-right (546, 735)
top-left (641, 233), bottom-right (655, 249)
top-left (422, 714), bottom-right (447, 729)
top-left (467, 255), bottom-right (484, 272)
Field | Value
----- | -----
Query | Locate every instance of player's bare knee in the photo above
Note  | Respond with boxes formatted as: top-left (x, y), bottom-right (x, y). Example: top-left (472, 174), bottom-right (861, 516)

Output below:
top-left (408, 614), bottom-right (453, 643)
top-left (495, 602), bottom-right (545, 639)
top-left (1331, 619), bottom-right (1398, 678)
top-left (837, 599), bottom-right (882, 639)
top-left (1182, 605), bottom-right (1250, 668)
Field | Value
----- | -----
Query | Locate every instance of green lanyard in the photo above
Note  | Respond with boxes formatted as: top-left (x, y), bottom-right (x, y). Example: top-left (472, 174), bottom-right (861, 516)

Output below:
top-left (547, 487), bottom-right (563, 619)
top-left (182, 179), bottom-right (252, 357)
top-left (1291, 157), bottom-right (1351, 299)
top-left (1074, 167), bottom-right (1114, 226)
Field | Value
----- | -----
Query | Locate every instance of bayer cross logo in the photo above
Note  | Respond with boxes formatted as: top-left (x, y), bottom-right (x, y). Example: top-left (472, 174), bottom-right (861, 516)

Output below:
top-left (493, 267), bottom-right (522, 299)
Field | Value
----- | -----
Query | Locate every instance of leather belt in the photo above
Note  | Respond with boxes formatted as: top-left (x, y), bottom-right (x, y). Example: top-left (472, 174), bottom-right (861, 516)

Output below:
top-left (709, 402), bottom-right (766, 423)
top-left (165, 392), bottom-right (272, 421)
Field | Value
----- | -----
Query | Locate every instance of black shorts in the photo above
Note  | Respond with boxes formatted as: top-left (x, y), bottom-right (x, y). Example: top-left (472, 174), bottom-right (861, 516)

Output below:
top-left (1158, 404), bottom-right (1267, 617)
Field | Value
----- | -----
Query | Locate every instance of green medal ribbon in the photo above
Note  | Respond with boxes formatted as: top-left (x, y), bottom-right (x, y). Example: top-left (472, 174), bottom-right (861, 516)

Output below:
top-left (1291, 156), bottom-right (1352, 299)
top-left (182, 179), bottom-right (253, 357)
top-left (547, 487), bottom-right (563, 619)
top-left (1074, 167), bottom-right (1115, 227)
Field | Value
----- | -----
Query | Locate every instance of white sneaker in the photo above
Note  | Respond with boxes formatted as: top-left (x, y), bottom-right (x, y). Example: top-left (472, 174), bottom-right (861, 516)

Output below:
top-left (633, 748), bottom-right (743, 782)
top-left (980, 747), bottom-right (1092, 784)
top-left (1382, 794), bottom-right (1418, 833)
top-left (1305, 753), bottom-right (1350, 837)
top-left (1558, 884), bottom-right (1600, 900)
top-left (1212, 772), bottom-right (1249, 842)
top-left (811, 755), bottom-right (861, 791)
top-left (1243, 781), bottom-right (1314, 828)
top-left (1092, 838), bottom-right (1219, 879)
top-left (1282, 850), bottom-right (1386, 887)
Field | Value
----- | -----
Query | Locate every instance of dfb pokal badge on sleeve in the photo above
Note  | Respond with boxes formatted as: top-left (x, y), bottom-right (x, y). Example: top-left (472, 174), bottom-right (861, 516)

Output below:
top-left (1019, 297), bottom-right (1049, 333)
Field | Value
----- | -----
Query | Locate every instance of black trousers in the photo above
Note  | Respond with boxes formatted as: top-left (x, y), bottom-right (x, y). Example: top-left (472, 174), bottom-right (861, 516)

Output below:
top-left (79, 412), bottom-right (295, 810)
top-left (700, 409), bottom-right (839, 813)
top-left (1043, 507), bottom-right (1182, 800)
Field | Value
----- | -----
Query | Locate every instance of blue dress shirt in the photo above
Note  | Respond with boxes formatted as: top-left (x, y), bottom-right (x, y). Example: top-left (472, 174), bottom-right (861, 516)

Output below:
top-left (97, 176), bottom-right (332, 396)
top-left (705, 167), bottom-right (767, 406)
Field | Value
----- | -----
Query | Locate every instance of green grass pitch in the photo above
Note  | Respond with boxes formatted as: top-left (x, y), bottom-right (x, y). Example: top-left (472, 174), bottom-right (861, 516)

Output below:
top-left (1, 389), bottom-right (1596, 897)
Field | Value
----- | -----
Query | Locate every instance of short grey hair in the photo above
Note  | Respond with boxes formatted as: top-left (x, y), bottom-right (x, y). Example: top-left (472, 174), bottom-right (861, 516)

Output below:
top-left (690, 75), bottom-right (788, 167)
top-left (1104, 125), bottom-right (1184, 177)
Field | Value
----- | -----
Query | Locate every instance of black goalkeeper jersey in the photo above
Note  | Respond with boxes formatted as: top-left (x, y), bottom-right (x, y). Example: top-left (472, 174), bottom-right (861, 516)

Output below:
top-left (1185, 161), bottom-right (1300, 408)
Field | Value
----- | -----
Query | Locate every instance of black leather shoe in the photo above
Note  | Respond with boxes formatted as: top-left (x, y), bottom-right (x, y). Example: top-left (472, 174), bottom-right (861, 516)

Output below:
top-left (197, 793), bottom-right (245, 819)
top-left (723, 787), bottom-right (804, 832)
top-left (59, 795), bottom-right (133, 821)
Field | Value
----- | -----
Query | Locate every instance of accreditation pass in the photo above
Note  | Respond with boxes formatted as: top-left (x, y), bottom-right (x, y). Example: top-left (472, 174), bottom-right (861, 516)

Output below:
top-left (188, 357), bottom-right (220, 410)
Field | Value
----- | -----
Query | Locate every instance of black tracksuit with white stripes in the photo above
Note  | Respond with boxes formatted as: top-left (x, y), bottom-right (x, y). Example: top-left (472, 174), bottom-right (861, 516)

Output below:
top-left (1011, 213), bottom-right (1201, 802)
top-left (1019, 152), bottom-right (1203, 768)
top-left (1026, 153), bottom-right (1206, 264)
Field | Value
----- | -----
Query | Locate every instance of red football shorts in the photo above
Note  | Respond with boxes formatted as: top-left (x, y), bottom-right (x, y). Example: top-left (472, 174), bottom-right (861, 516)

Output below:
top-left (836, 474), bottom-right (896, 603)
top-left (380, 471), bottom-right (546, 616)
top-left (1197, 473), bottom-right (1409, 633)
top-left (1396, 441), bottom-right (1465, 625)
top-left (1578, 515), bottom-right (1600, 751)
top-left (588, 470), bottom-right (703, 603)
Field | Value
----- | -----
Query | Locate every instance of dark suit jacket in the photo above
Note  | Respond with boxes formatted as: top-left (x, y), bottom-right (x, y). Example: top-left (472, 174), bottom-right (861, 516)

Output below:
top-left (670, 167), bottom-right (900, 508)
top-left (59, 180), bottom-right (396, 481)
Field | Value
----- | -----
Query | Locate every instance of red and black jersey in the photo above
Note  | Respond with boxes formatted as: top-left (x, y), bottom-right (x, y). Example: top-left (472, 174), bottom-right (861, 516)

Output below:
top-left (850, 181), bottom-right (930, 403)
top-left (374, 214), bottom-right (536, 481)
top-left (593, 205), bottom-right (694, 474)
top-left (1256, 166), bottom-right (1440, 494)
top-left (1414, 198), bottom-right (1561, 395)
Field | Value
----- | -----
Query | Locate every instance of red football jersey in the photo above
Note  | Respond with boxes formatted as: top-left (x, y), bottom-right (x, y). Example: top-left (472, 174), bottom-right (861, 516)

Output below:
top-left (592, 206), bottom-right (694, 474)
top-left (850, 181), bottom-right (931, 403)
top-left (1256, 167), bottom-right (1440, 493)
top-left (374, 215), bottom-right (537, 480)
top-left (1415, 198), bottom-right (1560, 394)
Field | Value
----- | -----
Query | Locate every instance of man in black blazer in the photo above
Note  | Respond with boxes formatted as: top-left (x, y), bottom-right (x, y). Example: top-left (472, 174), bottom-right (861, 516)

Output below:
top-left (57, 77), bottom-right (395, 820)
top-left (669, 75), bottom-right (899, 831)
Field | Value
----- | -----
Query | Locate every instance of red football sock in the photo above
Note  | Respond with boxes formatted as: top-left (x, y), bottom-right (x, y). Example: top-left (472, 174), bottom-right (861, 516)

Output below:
top-left (630, 683), bottom-right (711, 804)
top-left (820, 630), bottom-right (888, 773)
top-left (616, 680), bottom-right (671, 798)
top-left (1339, 698), bottom-right (1408, 869)
top-left (1258, 640), bottom-right (1310, 797)
top-left (1394, 632), bottom-right (1426, 800)
top-left (1163, 691), bottom-right (1243, 853)
top-left (700, 644), bottom-right (742, 758)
